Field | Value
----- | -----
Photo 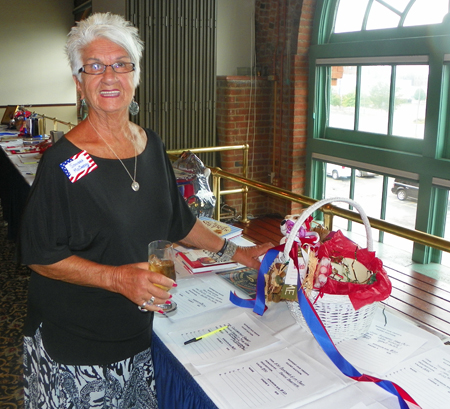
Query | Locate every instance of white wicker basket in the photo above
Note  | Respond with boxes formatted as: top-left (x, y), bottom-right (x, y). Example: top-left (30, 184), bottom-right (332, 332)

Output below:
top-left (284, 197), bottom-right (378, 343)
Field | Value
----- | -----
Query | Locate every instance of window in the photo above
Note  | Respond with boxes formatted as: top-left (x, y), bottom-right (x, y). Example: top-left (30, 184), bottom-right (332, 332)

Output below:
top-left (404, 0), bottom-right (449, 26)
top-left (334, 0), bottom-right (449, 33)
top-left (308, 1), bottom-right (450, 265)
top-left (329, 66), bottom-right (356, 130)
top-left (359, 65), bottom-right (391, 134)
top-left (319, 158), bottom-right (418, 254)
top-left (329, 63), bottom-right (429, 138)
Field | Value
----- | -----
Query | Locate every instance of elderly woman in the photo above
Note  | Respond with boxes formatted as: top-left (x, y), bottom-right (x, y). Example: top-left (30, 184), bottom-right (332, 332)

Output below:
top-left (19, 13), bottom-right (271, 408)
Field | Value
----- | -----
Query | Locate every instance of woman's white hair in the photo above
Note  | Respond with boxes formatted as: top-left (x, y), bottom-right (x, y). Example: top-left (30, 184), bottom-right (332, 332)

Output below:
top-left (66, 13), bottom-right (144, 88)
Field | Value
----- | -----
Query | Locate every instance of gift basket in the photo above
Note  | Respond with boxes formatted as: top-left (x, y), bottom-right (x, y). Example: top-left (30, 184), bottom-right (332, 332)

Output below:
top-left (230, 198), bottom-right (419, 408)
top-left (277, 198), bottom-right (391, 343)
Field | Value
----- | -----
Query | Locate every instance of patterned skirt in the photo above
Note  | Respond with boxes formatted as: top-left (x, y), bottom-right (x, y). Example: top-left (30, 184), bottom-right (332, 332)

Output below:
top-left (23, 327), bottom-right (159, 409)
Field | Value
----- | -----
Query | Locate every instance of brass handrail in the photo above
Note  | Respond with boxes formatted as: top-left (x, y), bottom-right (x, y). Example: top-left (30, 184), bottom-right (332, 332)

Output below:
top-left (167, 145), bottom-right (450, 253)
top-left (167, 144), bottom-right (249, 222)
top-left (208, 167), bottom-right (450, 253)
top-left (32, 113), bottom-right (76, 133)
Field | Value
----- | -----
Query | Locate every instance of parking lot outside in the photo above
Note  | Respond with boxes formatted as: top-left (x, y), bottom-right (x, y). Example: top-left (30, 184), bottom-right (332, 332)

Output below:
top-left (324, 173), bottom-right (450, 268)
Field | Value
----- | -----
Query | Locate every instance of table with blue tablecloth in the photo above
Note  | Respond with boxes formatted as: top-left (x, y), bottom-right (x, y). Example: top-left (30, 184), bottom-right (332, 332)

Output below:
top-left (152, 331), bottom-right (218, 409)
top-left (2, 127), bottom-right (449, 409)
top-left (151, 255), bottom-right (449, 409)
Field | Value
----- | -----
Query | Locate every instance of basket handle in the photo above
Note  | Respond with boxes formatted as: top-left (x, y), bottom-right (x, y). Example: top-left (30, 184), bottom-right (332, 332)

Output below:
top-left (283, 197), bottom-right (373, 260)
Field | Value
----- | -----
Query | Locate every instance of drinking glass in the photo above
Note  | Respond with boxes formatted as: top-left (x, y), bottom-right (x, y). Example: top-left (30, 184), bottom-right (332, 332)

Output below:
top-left (148, 240), bottom-right (177, 312)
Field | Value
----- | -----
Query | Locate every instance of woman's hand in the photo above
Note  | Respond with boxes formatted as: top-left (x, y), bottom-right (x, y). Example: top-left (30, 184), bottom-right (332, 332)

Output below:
top-left (29, 256), bottom-right (176, 313)
top-left (181, 219), bottom-right (274, 270)
top-left (110, 262), bottom-right (176, 313)
top-left (231, 243), bottom-right (274, 270)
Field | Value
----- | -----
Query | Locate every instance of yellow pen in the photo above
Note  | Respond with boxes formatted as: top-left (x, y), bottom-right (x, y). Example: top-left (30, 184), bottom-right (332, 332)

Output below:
top-left (184, 325), bottom-right (229, 345)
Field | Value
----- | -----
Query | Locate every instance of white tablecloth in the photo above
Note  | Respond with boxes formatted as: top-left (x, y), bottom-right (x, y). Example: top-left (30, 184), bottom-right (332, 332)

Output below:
top-left (153, 239), bottom-right (449, 409)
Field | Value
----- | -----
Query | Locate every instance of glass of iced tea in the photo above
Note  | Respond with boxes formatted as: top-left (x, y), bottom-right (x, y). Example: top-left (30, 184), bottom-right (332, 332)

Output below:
top-left (148, 240), bottom-right (177, 312)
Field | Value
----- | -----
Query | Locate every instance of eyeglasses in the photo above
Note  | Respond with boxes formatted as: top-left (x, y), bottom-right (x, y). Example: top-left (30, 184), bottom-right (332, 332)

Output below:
top-left (78, 62), bottom-right (135, 75)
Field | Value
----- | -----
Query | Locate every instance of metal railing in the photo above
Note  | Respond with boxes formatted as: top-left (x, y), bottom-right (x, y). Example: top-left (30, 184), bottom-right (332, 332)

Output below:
top-left (168, 146), bottom-right (450, 254)
top-left (167, 144), bottom-right (250, 222)
top-left (33, 113), bottom-right (76, 133)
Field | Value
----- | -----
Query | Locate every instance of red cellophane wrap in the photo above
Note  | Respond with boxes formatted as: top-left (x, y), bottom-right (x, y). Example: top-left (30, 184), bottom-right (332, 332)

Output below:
top-left (316, 230), bottom-right (392, 310)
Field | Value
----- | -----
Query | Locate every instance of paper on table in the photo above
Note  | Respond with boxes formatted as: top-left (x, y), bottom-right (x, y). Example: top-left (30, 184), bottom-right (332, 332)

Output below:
top-left (386, 347), bottom-right (450, 409)
top-left (168, 279), bottom-right (231, 321)
top-left (297, 381), bottom-right (400, 409)
top-left (15, 161), bottom-right (36, 170)
top-left (19, 153), bottom-right (41, 164)
top-left (350, 403), bottom-right (392, 409)
top-left (350, 403), bottom-right (371, 409)
top-left (336, 309), bottom-right (430, 375)
top-left (16, 163), bottom-right (37, 169)
top-left (0, 139), bottom-right (22, 146)
top-left (198, 347), bottom-right (345, 409)
top-left (169, 312), bottom-right (279, 365)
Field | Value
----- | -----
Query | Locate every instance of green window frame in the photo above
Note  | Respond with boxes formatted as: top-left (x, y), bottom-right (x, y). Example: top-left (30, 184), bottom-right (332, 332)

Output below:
top-left (306, 0), bottom-right (450, 264)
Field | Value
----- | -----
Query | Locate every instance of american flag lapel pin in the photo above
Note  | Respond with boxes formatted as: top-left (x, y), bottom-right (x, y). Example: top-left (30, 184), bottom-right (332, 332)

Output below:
top-left (60, 150), bottom-right (98, 183)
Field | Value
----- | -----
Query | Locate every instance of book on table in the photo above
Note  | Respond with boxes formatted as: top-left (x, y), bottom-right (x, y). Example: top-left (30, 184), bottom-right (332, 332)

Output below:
top-left (199, 216), bottom-right (243, 240)
top-left (215, 267), bottom-right (258, 298)
top-left (174, 244), bottom-right (240, 274)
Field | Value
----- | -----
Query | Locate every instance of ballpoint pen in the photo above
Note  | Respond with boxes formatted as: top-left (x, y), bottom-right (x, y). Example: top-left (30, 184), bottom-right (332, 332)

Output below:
top-left (184, 325), bottom-right (229, 345)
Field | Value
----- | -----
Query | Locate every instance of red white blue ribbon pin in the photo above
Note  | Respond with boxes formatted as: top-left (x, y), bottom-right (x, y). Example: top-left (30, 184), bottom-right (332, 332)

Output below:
top-left (60, 150), bottom-right (97, 183)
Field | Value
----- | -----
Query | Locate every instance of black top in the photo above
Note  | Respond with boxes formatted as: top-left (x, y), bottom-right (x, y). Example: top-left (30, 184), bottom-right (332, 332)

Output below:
top-left (19, 128), bottom-right (196, 365)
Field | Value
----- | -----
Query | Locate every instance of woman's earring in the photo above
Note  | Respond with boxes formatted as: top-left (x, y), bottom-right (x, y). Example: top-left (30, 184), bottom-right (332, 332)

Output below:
top-left (129, 99), bottom-right (140, 116)
top-left (80, 98), bottom-right (88, 119)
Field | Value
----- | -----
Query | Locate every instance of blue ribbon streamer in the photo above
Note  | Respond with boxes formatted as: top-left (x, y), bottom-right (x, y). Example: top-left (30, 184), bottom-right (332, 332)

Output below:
top-left (298, 283), bottom-right (416, 409)
top-left (230, 245), bottom-right (286, 314)
top-left (230, 241), bottom-right (419, 408)
top-left (230, 244), bottom-right (301, 316)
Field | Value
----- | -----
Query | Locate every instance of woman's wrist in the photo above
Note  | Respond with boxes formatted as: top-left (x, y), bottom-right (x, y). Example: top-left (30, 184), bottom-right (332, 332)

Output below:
top-left (216, 239), bottom-right (229, 257)
top-left (208, 239), bottom-right (238, 262)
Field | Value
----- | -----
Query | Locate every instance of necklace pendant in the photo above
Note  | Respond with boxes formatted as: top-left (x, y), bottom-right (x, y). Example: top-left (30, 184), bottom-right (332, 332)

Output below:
top-left (131, 181), bottom-right (140, 191)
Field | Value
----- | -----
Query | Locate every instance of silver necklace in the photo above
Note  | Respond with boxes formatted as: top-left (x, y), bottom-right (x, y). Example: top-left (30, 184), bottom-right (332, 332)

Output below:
top-left (88, 116), bottom-right (140, 191)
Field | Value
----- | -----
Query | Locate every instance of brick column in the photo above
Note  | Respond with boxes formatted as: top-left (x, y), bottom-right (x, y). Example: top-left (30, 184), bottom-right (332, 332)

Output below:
top-left (289, 0), bottom-right (316, 214)
top-left (254, 0), bottom-right (317, 216)
top-left (216, 76), bottom-right (272, 217)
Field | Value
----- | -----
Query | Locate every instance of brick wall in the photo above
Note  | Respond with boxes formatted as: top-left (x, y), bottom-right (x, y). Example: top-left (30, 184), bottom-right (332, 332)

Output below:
top-left (257, 0), bottom-right (317, 216)
top-left (216, 0), bottom-right (318, 219)
top-left (216, 76), bottom-right (273, 217)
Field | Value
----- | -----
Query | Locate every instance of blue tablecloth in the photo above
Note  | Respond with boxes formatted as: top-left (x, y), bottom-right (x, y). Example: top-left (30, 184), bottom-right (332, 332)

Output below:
top-left (152, 331), bottom-right (219, 409)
